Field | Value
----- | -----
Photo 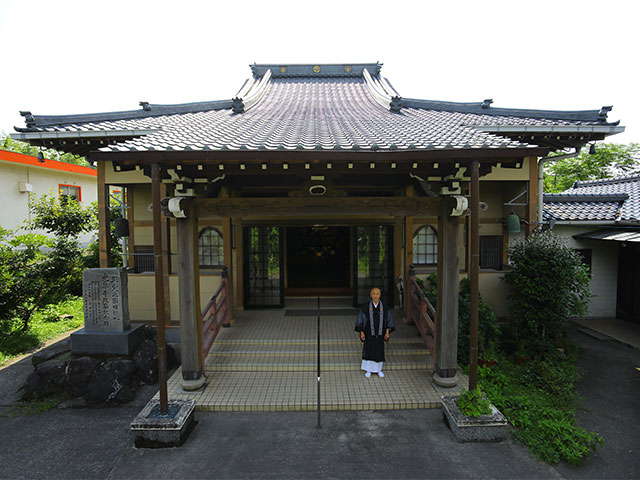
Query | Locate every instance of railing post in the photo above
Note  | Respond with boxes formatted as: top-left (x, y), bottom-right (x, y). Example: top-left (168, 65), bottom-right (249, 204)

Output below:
top-left (222, 266), bottom-right (231, 327)
top-left (407, 264), bottom-right (416, 324)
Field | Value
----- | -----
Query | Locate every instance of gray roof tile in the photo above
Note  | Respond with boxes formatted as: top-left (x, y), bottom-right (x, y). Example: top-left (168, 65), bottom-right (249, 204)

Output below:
top-left (14, 64), bottom-right (619, 153)
top-left (544, 175), bottom-right (640, 223)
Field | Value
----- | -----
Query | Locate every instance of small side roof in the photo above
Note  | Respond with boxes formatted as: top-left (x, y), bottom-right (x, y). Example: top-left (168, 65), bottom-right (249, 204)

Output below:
top-left (0, 149), bottom-right (97, 176)
top-left (544, 174), bottom-right (640, 224)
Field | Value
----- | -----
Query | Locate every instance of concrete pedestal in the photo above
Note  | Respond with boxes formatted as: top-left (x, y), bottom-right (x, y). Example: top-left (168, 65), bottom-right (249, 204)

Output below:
top-left (130, 399), bottom-right (197, 448)
top-left (71, 324), bottom-right (145, 355)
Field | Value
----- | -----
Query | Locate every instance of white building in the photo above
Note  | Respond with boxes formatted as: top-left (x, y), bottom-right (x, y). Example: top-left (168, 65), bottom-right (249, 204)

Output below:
top-left (0, 149), bottom-right (98, 245)
top-left (544, 174), bottom-right (640, 323)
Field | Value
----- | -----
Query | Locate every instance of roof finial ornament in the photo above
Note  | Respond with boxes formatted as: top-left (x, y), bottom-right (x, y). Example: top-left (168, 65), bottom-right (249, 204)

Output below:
top-left (598, 105), bottom-right (613, 123)
top-left (139, 102), bottom-right (151, 111)
top-left (482, 99), bottom-right (493, 109)
top-left (20, 111), bottom-right (36, 128)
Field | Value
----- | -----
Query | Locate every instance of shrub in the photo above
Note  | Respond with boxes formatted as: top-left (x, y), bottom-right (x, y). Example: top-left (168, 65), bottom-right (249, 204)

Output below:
top-left (479, 349), bottom-right (603, 465)
top-left (502, 232), bottom-right (591, 356)
top-left (456, 388), bottom-right (491, 417)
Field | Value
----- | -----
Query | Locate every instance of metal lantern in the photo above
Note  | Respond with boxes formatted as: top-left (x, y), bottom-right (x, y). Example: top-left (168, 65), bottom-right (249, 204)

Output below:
top-left (506, 211), bottom-right (521, 233)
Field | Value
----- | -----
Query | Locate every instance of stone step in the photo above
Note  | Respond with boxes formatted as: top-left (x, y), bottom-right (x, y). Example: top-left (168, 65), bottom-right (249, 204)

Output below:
top-left (208, 341), bottom-right (429, 356)
top-left (205, 353), bottom-right (433, 372)
top-left (212, 337), bottom-right (425, 346)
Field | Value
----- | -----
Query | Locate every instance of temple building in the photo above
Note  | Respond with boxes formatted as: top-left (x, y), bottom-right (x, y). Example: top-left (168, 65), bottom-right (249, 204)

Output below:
top-left (13, 62), bottom-right (624, 390)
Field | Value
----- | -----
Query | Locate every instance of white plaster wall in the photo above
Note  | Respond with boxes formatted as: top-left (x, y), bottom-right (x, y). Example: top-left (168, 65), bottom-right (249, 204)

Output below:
top-left (551, 225), bottom-right (618, 318)
top-left (0, 161), bottom-right (97, 245)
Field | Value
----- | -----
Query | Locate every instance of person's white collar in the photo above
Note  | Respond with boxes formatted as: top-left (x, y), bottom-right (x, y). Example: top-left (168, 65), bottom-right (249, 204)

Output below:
top-left (373, 301), bottom-right (379, 308)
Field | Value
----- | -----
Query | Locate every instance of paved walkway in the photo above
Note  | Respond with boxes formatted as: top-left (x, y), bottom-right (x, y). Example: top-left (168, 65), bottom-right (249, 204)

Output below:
top-left (571, 317), bottom-right (640, 351)
top-left (160, 298), bottom-right (467, 411)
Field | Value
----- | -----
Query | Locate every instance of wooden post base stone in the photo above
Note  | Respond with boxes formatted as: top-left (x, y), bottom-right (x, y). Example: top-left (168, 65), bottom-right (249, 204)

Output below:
top-left (130, 399), bottom-right (197, 448)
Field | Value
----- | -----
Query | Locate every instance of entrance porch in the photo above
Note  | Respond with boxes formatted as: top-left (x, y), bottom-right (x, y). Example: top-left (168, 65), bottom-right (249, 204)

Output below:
top-left (158, 298), bottom-right (467, 412)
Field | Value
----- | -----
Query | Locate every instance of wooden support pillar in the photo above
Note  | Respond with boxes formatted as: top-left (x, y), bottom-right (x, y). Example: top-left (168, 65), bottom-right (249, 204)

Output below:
top-left (222, 217), bottom-right (233, 324)
top-left (433, 198), bottom-right (460, 387)
top-left (161, 185), bottom-right (171, 324)
top-left (469, 160), bottom-right (480, 391)
top-left (403, 215), bottom-right (414, 317)
top-left (97, 161), bottom-right (112, 268)
top-left (126, 187), bottom-right (135, 269)
top-left (151, 164), bottom-right (169, 412)
top-left (393, 216), bottom-right (403, 308)
top-left (234, 218), bottom-right (244, 309)
top-left (527, 156), bottom-right (538, 237)
top-left (176, 199), bottom-right (205, 390)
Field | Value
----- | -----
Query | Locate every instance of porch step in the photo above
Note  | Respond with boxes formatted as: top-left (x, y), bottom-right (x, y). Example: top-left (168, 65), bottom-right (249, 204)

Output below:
top-left (205, 354), bottom-right (433, 372)
top-left (166, 370), bottom-right (456, 412)
top-left (206, 339), bottom-right (432, 372)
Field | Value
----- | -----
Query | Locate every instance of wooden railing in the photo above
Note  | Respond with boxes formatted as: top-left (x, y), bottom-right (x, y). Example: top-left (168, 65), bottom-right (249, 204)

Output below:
top-left (201, 266), bottom-right (232, 360)
top-left (406, 265), bottom-right (437, 359)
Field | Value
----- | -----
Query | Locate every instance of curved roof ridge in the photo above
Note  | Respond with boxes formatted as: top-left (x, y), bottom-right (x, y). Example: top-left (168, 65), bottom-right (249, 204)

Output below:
top-left (16, 99), bottom-right (233, 130)
top-left (403, 98), bottom-right (612, 123)
top-left (543, 193), bottom-right (629, 202)
top-left (573, 174), bottom-right (640, 187)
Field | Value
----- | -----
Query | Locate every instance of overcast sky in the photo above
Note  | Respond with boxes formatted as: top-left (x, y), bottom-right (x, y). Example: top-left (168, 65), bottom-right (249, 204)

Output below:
top-left (1, 0), bottom-right (638, 146)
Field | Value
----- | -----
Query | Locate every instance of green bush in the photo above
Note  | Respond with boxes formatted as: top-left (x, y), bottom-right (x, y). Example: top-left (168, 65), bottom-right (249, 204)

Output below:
top-left (479, 348), bottom-right (603, 465)
top-left (456, 388), bottom-right (491, 417)
top-left (502, 232), bottom-right (591, 356)
top-left (0, 296), bottom-right (83, 366)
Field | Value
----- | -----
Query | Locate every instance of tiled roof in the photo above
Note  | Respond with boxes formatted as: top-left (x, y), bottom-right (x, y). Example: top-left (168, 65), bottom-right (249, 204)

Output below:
top-left (13, 63), bottom-right (623, 154)
top-left (544, 175), bottom-right (640, 223)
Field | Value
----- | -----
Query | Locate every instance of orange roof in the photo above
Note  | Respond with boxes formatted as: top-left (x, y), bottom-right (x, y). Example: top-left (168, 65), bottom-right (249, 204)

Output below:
top-left (0, 149), bottom-right (97, 176)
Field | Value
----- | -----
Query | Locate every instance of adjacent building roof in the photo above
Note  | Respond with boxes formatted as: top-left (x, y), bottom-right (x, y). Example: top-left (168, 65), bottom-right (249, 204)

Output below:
top-left (0, 149), bottom-right (97, 176)
top-left (12, 63), bottom-right (624, 157)
top-left (543, 174), bottom-right (640, 224)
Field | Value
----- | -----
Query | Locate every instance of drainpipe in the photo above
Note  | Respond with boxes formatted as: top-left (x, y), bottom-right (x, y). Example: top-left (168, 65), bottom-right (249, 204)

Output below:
top-left (537, 148), bottom-right (582, 226)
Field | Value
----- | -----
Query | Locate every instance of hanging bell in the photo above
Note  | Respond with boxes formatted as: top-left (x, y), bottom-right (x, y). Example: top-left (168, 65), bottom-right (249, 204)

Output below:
top-left (506, 211), bottom-right (521, 233)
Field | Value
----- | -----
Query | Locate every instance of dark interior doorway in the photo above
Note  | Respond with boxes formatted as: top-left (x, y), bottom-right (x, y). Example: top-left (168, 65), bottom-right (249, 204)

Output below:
top-left (286, 226), bottom-right (351, 295)
top-left (617, 242), bottom-right (640, 324)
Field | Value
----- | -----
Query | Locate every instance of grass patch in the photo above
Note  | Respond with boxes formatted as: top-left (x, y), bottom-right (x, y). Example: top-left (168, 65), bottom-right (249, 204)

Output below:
top-left (479, 343), bottom-right (603, 465)
top-left (0, 296), bottom-right (83, 367)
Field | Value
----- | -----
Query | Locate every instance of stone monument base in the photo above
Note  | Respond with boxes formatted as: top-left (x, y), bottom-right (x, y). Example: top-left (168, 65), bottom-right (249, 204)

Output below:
top-left (71, 324), bottom-right (145, 355)
top-left (131, 399), bottom-right (197, 448)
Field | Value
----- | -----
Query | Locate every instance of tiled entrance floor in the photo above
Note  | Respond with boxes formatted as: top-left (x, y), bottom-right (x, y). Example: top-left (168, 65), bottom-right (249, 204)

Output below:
top-left (161, 298), bottom-right (467, 411)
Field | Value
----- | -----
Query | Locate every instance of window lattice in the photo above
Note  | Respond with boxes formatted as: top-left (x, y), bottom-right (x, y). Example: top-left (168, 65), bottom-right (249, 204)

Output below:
top-left (413, 226), bottom-right (438, 265)
top-left (198, 227), bottom-right (224, 268)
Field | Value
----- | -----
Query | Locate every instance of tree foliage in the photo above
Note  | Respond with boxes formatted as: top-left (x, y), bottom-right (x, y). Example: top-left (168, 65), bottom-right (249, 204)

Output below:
top-left (0, 194), bottom-right (99, 333)
top-left (502, 232), bottom-right (591, 355)
top-left (1, 133), bottom-right (90, 167)
top-left (544, 143), bottom-right (640, 193)
top-left (29, 192), bottom-right (97, 237)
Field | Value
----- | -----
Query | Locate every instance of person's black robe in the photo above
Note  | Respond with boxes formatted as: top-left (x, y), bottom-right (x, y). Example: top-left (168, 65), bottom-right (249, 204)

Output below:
top-left (354, 301), bottom-right (395, 363)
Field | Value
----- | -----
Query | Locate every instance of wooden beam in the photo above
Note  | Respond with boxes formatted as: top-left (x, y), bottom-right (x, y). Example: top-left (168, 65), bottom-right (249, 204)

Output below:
top-left (91, 147), bottom-right (549, 165)
top-left (96, 161), bottom-right (112, 268)
top-left (193, 196), bottom-right (442, 218)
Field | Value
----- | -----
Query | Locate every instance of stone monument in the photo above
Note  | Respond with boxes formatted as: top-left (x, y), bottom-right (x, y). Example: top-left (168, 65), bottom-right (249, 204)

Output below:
top-left (71, 267), bottom-right (145, 355)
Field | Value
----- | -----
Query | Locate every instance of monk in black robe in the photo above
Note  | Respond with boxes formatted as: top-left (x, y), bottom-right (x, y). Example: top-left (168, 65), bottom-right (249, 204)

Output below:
top-left (355, 287), bottom-right (395, 378)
